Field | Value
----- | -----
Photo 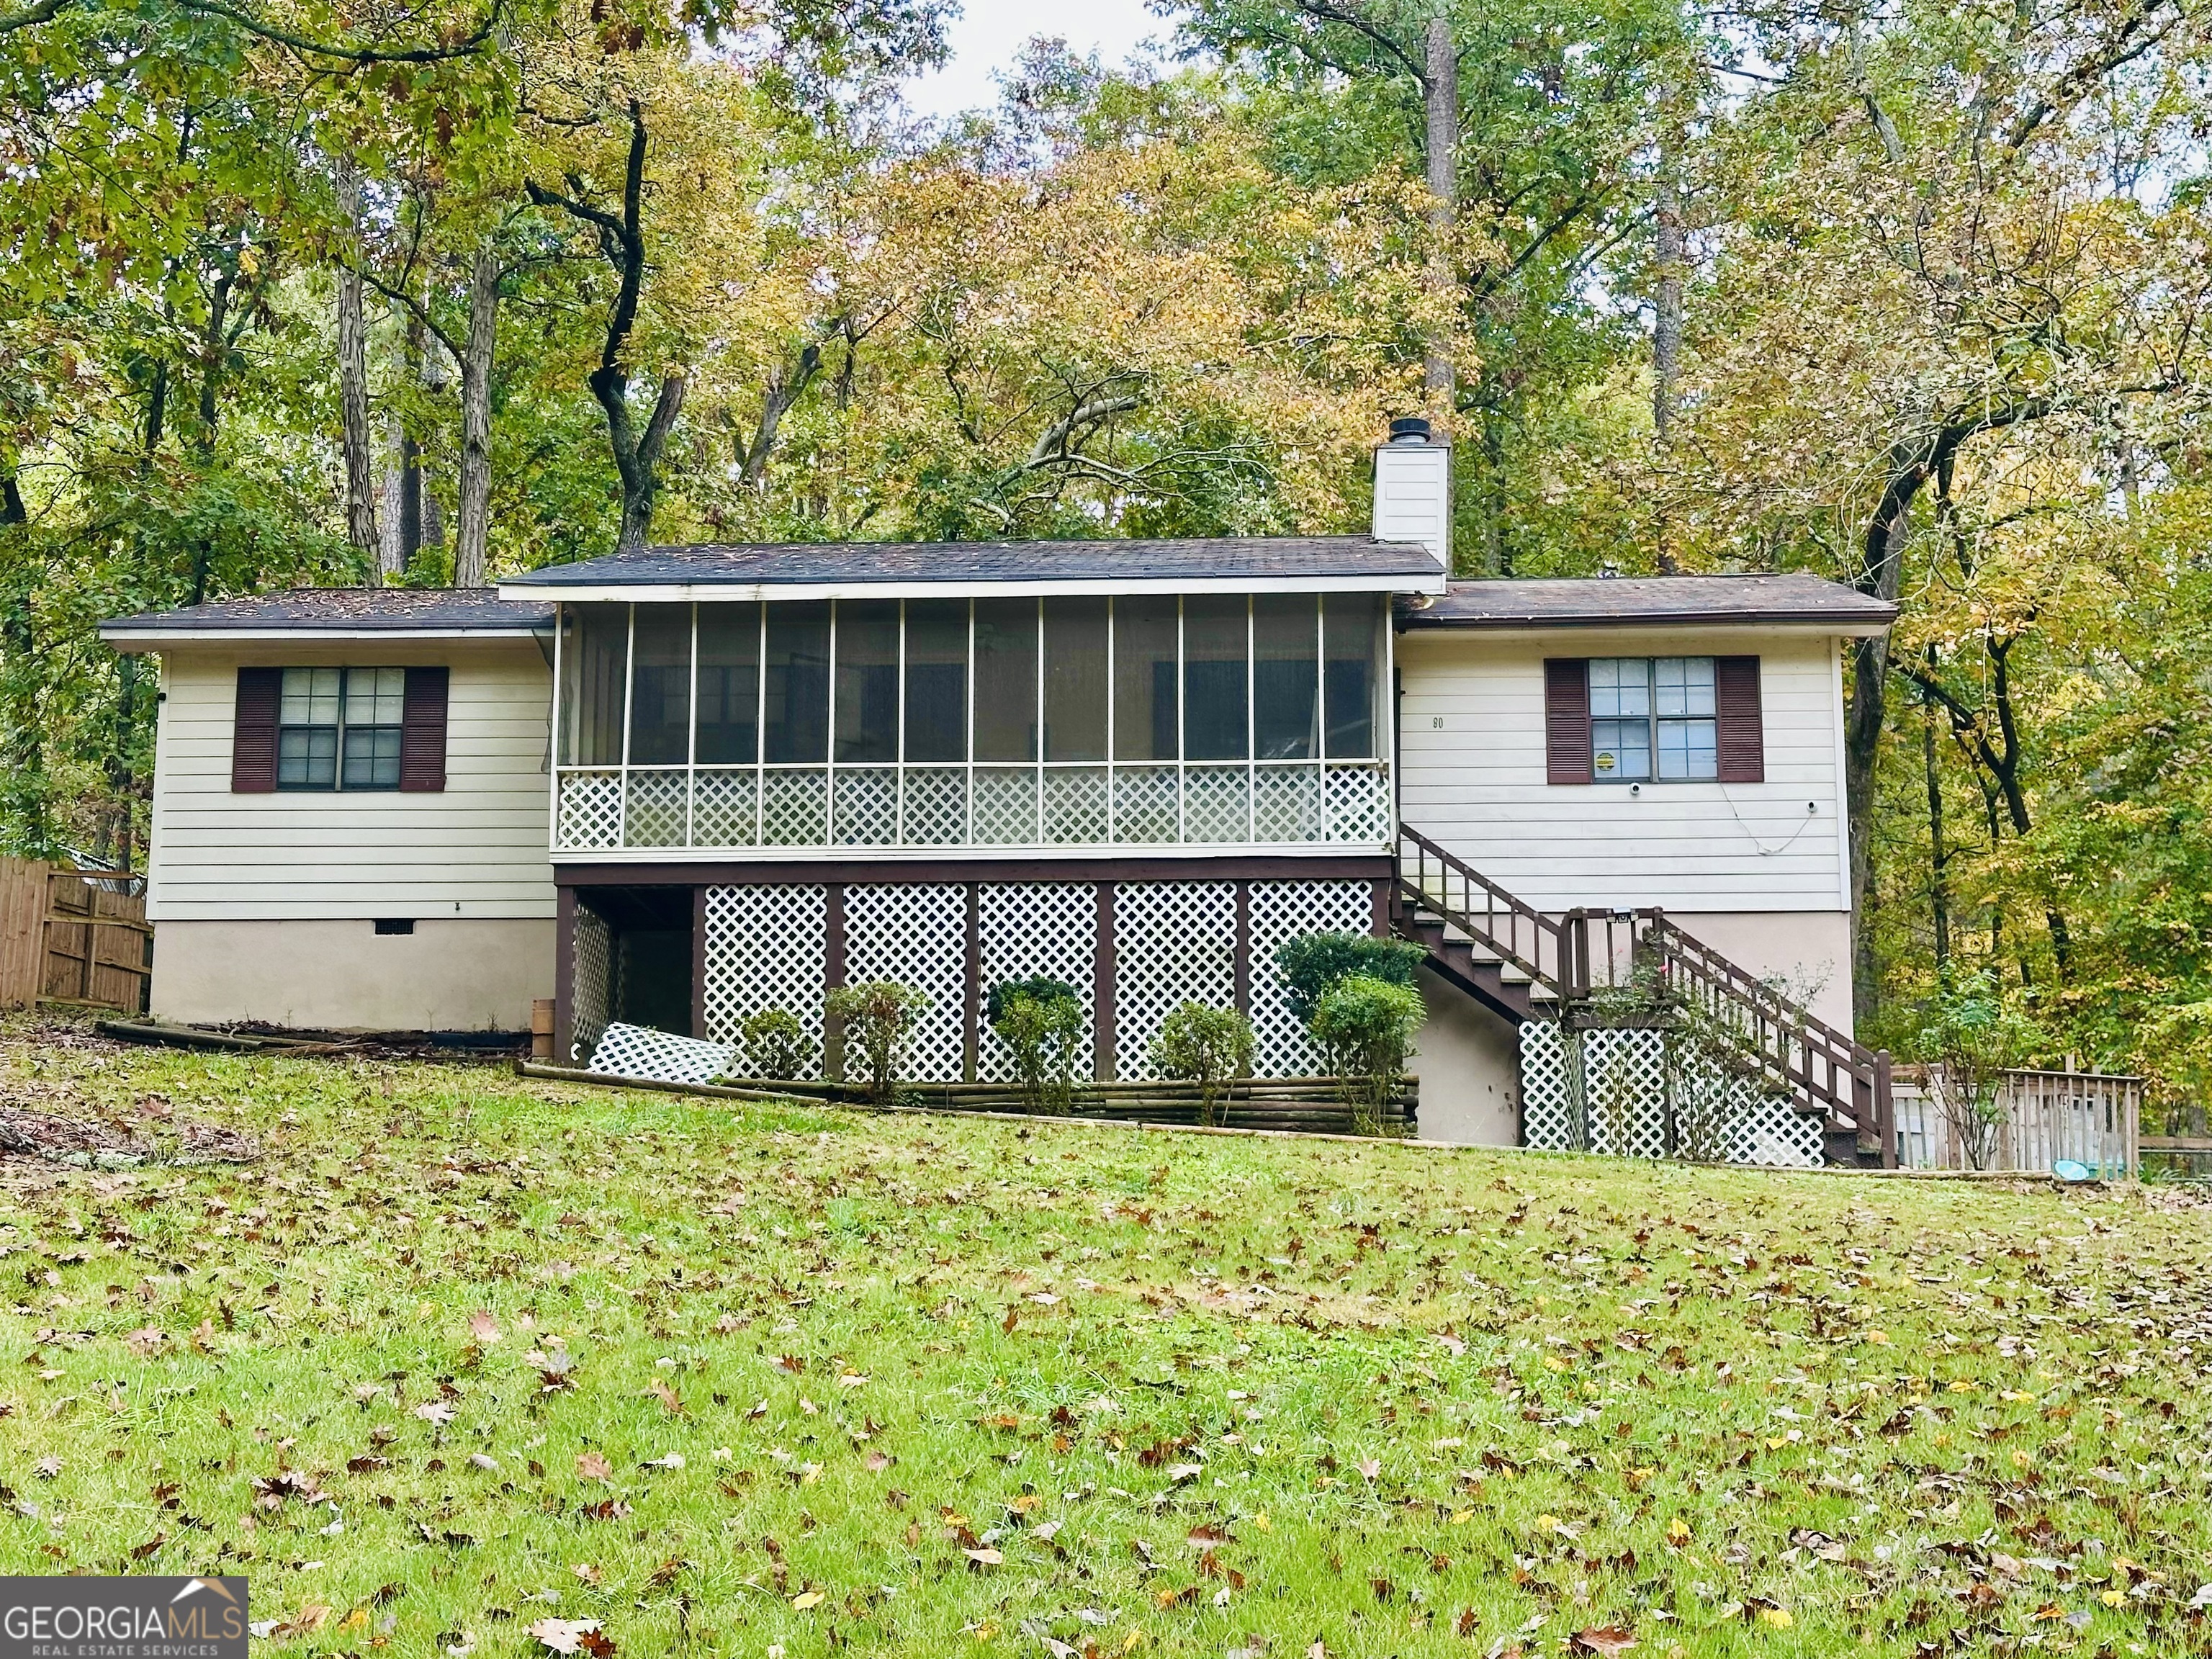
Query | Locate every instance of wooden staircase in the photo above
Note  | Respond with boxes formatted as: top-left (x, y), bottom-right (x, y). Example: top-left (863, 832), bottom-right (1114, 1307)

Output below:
top-left (1394, 823), bottom-right (1895, 1166)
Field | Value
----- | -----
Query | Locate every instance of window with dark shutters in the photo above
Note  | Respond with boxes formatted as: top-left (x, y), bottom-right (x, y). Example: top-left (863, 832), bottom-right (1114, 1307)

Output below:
top-left (1714, 655), bottom-right (1764, 783)
top-left (231, 666), bottom-right (282, 793)
top-left (1544, 657), bottom-right (1591, 784)
top-left (399, 666), bottom-right (449, 792)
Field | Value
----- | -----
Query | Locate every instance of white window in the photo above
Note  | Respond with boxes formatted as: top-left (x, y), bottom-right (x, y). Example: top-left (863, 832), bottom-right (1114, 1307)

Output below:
top-left (278, 667), bottom-right (405, 791)
top-left (1590, 657), bottom-right (1717, 781)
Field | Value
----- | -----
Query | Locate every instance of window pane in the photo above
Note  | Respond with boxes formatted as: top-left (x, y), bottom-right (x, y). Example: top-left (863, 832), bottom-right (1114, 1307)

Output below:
top-left (1654, 657), bottom-right (1715, 718)
top-left (282, 667), bottom-right (341, 729)
top-left (833, 601), bottom-right (900, 765)
top-left (343, 724), bottom-right (403, 789)
top-left (559, 604), bottom-right (629, 765)
top-left (1589, 658), bottom-right (1651, 719)
top-left (696, 604), bottom-right (760, 765)
top-left (1043, 596), bottom-right (1108, 762)
top-left (1323, 593), bottom-right (1385, 758)
top-left (1254, 593), bottom-right (1318, 760)
top-left (627, 607), bottom-right (692, 765)
top-left (763, 601), bottom-right (830, 763)
top-left (343, 667), bottom-right (405, 726)
top-left (277, 724), bottom-right (336, 788)
top-left (1112, 597), bottom-right (1178, 762)
top-left (904, 598), bottom-right (968, 764)
top-left (1592, 719), bottom-right (1650, 781)
top-left (1183, 595), bottom-right (1249, 761)
top-left (1658, 718), bottom-right (1717, 781)
top-left (973, 598), bottom-right (1038, 763)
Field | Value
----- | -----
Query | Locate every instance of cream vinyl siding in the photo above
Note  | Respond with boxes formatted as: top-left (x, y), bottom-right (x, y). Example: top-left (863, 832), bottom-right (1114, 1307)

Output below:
top-left (1396, 626), bottom-right (1850, 913)
top-left (147, 640), bottom-right (555, 921)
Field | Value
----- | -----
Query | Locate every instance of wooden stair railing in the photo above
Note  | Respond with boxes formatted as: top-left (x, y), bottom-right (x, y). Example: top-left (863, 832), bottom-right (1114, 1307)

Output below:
top-left (1395, 824), bottom-right (1572, 997)
top-left (1395, 824), bottom-right (1895, 1164)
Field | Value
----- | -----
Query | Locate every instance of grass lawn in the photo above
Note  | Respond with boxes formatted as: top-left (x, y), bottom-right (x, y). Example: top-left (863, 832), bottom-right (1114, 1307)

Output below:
top-left (2, 1017), bottom-right (2210, 1658)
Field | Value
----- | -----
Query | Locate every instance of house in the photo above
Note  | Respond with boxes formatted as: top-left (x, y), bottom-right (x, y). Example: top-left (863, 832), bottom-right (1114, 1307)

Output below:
top-left (99, 422), bottom-right (1899, 1160)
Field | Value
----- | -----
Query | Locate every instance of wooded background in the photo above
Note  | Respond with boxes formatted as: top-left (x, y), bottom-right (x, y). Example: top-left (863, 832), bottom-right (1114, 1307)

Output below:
top-left (4, 0), bottom-right (2209, 1097)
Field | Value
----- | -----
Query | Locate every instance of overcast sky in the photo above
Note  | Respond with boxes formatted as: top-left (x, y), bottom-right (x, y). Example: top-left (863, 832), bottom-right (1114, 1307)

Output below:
top-left (901, 0), bottom-right (1173, 120)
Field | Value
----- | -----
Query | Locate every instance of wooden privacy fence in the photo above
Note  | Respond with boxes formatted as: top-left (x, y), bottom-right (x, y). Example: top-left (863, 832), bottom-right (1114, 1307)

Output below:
top-left (1892, 1062), bottom-right (2141, 1174)
top-left (0, 858), bottom-right (152, 1015)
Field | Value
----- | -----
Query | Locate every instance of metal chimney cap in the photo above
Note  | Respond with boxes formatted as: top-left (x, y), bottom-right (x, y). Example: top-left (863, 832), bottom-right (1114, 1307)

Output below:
top-left (1387, 416), bottom-right (1433, 444)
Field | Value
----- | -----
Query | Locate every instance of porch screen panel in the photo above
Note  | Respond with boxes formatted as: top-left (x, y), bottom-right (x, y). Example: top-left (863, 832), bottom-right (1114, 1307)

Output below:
top-left (696, 604), bottom-right (760, 763)
top-left (628, 606), bottom-right (692, 764)
top-left (972, 599), bottom-right (1037, 761)
top-left (1182, 595), bottom-right (1249, 761)
top-left (1112, 598), bottom-right (1178, 761)
top-left (559, 603), bottom-right (629, 765)
top-left (1323, 593), bottom-right (1385, 758)
top-left (834, 601), bottom-right (900, 763)
top-left (1253, 594), bottom-right (1319, 759)
top-left (763, 602), bottom-right (830, 762)
top-left (904, 599), bottom-right (968, 762)
top-left (1043, 598), bottom-right (1108, 760)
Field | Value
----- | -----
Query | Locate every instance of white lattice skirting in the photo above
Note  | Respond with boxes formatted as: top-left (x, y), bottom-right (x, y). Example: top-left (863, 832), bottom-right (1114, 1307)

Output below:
top-left (1519, 1020), bottom-right (1825, 1167)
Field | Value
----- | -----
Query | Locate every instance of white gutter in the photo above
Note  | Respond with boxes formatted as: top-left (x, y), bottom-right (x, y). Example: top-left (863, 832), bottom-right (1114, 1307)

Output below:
top-left (496, 572), bottom-right (1449, 603)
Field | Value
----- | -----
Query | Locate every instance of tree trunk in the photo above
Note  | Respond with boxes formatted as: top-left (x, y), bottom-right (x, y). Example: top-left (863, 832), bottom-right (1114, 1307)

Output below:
top-left (451, 242), bottom-right (500, 588)
top-left (335, 158), bottom-right (380, 564)
top-left (1922, 677), bottom-right (1949, 968)
top-left (1422, 11), bottom-right (1457, 413)
top-left (1652, 178), bottom-right (1683, 439)
top-left (529, 99), bottom-right (685, 558)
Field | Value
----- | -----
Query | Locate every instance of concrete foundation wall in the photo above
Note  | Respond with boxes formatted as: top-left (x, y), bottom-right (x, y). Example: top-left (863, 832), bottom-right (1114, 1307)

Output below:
top-left (150, 918), bottom-right (554, 1033)
top-left (1407, 963), bottom-right (1521, 1146)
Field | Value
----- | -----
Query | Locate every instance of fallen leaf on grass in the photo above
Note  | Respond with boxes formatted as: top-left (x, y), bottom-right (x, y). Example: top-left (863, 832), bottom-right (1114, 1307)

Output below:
top-left (469, 1453), bottom-right (500, 1473)
top-left (576, 1452), bottom-right (612, 1481)
top-left (122, 1327), bottom-right (166, 1355)
top-left (966, 1547), bottom-right (1003, 1568)
top-left (414, 1401), bottom-right (455, 1426)
top-left (468, 1311), bottom-right (502, 1344)
top-left (572, 1563), bottom-right (603, 1586)
top-left (646, 1378), bottom-right (683, 1414)
top-left (1570, 1629), bottom-right (1637, 1655)
top-left (790, 1591), bottom-right (824, 1610)
top-left (527, 1617), bottom-right (601, 1654)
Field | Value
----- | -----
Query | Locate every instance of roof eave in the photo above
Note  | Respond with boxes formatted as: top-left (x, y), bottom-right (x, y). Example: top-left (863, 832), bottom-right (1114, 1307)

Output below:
top-left (99, 623), bottom-right (548, 650)
top-left (1397, 608), bottom-right (1894, 638)
top-left (498, 571), bottom-right (1449, 603)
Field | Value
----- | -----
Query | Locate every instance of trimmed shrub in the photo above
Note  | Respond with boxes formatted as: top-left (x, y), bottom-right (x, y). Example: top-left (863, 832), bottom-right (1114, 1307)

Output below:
top-left (1309, 974), bottom-right (1424, 1136)
top-left (1273, 931), bottom-right (1425, 1024)
top-left (824, 981), bottom-right (930, 1105)
top-left (985, 976), bottom-right (1082, 1028)
top-left (1149, 1002), bottom-right (1255, 1128)
top-left (989, 986), bottom-right (1084, 1116)
top-left (737, 1008), bottom-right (817, 1082)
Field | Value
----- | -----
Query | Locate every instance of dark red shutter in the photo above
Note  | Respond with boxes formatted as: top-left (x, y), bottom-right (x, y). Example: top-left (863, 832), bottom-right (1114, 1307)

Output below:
top-left (1715, 655), bottom-right (1764, 783)
top-left (232, 667), bottom-right (281, 793)
top-left (400, 666), bottom-right (449, 792)
top-left (1544, 658), bottom-right (1591, 784)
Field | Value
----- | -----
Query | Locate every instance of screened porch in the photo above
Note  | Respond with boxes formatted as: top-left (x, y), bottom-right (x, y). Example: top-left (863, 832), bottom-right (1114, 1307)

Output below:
top-left (552, 593), bottom-right (1393, 854)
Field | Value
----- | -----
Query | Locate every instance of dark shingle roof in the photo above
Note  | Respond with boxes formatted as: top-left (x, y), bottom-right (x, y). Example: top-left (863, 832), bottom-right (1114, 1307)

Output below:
top-left (1400, 574), bottom-right (1896, 632)
top-left (500, 537), bottom-right (1442, 591)
top-left (102, 589), bottom-right (554, 641)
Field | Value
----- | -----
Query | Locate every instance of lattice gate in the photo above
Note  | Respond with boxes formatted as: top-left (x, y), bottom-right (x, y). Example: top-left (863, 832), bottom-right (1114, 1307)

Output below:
top-left (1519, 1019), bottom-right (1825, 1166)
top-left (1113, 882), bottom-right (1237, 1080)
top-left (1249, 879), bottom-right (1375, 1076)
top-left (977, 884), bottom-right (1097, 1082)
top-left (843, 884), bottom-right (968, 1082)
top-left (701, 884), bottom-right (829, 1069)
top-left (571, 905), bottom-right (613, 1062)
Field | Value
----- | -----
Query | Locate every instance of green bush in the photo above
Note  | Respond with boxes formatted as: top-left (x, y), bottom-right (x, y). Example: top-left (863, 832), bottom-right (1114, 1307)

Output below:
top-left (735, 1008), bottom-right (817, 1082)
top-left (824, 981), bottom-right (930, 1105)
top-left (985, 976), bottom-right (1081, 1028)
top-left (989, 986), bottom-right (1084, 1116)
top-left (1309, 974), bottom-right (1424, 1136)
top-left (1273, 930), bottom-right (1425, 1024)
top-left (1149, 1002), bottom-right (1254, 1128)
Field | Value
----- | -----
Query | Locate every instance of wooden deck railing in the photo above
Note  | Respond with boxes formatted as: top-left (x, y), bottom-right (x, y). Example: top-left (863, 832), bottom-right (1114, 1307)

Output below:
top-left (1396, 827), bottom-right (1894, 1161)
